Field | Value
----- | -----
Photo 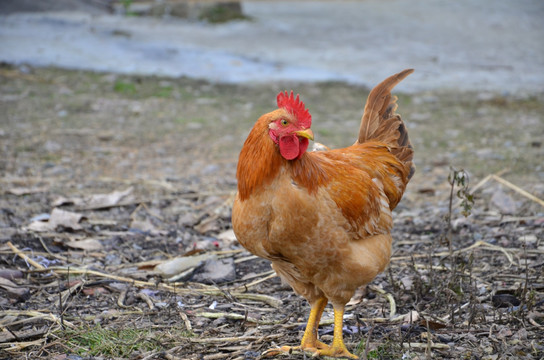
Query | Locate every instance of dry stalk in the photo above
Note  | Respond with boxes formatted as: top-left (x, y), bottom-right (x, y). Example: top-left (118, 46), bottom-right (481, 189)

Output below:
top-left (186, 333), bottom-right (283, 344)
top-left (203, 350), bottom-right (246, 360)
top-left (368, 285), bottom-right (397, 318)
top-left (0, 338), bottom-right (46, 352)
top-left (197, 311), bottom-right (276, 325)
top-left (231, 272), bottom-right (277, 292)
top-left (401, 342), bottom-right (450, 350)
top-left (178, 311), bottom-right (192, 331)
top-left (361, 324), bottom-right (375, 360)
top-left (233, 254), bottom-right (259, 263)
top-left (491, 175), bottom-right (544, 208)
top-left (393, 240), bottom-right (515, 266)
top-left (233, 293), bottom-right (282, 308)
top-left (29, 266), bottom-right (282, 308)
top-left (117, 288), bottom-right (129, 308)
top-left (231, 270), bottom-right (275, 283)
top-left (137, 292), bottom-right (155, 310)
top-left (0, 310), bottom-right (76, 329)
top-left (6, 241), bottom-right (46, 270)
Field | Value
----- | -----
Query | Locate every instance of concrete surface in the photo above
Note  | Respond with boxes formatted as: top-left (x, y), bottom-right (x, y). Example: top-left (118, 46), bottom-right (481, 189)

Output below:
top-left (1, 0), bottom-right (543, 93)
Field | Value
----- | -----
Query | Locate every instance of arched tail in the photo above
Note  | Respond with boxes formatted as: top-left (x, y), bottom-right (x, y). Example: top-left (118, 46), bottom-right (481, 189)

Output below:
top-left (357, 69), bottom-right (415, 179)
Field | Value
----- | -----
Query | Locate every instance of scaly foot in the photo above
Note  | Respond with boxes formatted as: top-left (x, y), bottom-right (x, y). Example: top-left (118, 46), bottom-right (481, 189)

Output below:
top-left (313, 344), bottom-right (359, 359)
top-left (261, 341), bottom-right (330, 358)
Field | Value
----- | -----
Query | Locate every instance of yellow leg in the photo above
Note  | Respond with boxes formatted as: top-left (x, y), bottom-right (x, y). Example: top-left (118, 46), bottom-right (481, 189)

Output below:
top-left (299, 297), bottom-right (328, 350)
top-left (314, 305), bottom-right (358, 359)
top-left (267, 297), bottom-right (329, 357)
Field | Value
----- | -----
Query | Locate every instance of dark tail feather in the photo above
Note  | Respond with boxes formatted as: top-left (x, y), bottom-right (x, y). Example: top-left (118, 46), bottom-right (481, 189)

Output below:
top-left (357, 69), bottom-right (415, 179)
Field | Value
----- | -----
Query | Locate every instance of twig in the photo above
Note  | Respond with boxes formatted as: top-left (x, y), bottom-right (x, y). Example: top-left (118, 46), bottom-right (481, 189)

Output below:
top-left (177, 190), bottom-right (234, 199)
top-left (440, 301), bottom-right (473, 324)
top-left (0, 339), bottom-right (46, 352)
top-left (117, 288), bottom-right (129, 308)
top-left (401, 342), bottom-right (450, 350)
top-left (491, 175), bottom-right (544, 208)
top-left (185, 334), bottom-right (283, 343)
top-left (233, 255), bottom-right (259, 264)
top-left (6, 241), bottom-right (46, 270)
top-left (203, 350), bottom-right (245, 360)
top-left (137, 292), bottom-right (155, 310)
top-left (424, 318), bottom-right (432, 360)
top-left (97, 176), bottom-right (175, 190)
top-left (368, 285), bottom-right (397, 318)
top-left (362, 325), bottom-right (375, 360)
top-left (459, 241), bottom-right (514, 267)
top-left (528, 312), bottom-right (544, 329)
top-left (233, 293), bottom-right (282, 308)
top-left (197, 311), bottom-right (277, 325)
top-left (30, 266), bottom-right (282, 308)
top-left (230, 270), bottom-right (275, 283)
top-left (393, 240), bottom-right (515, 267)
top-left (499, 215), bottom-right (542, 224)
top-left (0, 310), bottom-right (76, 329)
top-left (179, 311), bottom-right (192, 331)
top-left (232, 272), bottom-right (277, 292)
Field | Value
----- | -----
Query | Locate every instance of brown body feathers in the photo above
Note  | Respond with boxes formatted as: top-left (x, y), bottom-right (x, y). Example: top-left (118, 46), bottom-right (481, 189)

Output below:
top-left (232, 70), bottom-right (414, 358)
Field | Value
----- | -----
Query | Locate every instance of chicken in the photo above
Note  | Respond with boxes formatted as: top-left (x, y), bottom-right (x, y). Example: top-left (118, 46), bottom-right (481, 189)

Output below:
top-left (231, 69), bottom-right (415, 358)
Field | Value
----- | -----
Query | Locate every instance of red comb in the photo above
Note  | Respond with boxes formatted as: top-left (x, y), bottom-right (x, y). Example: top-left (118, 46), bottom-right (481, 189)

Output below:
top-left (276, 91), bottom-right (312, 128)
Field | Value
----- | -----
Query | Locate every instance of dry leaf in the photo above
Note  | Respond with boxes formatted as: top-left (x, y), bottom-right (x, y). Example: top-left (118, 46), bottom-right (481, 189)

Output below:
top-left (82, 287), bottom-right (109, 296)
top-left (79, 187), bottom-right (134, 210)
top-left (155, 253), bottom-right (215, 277)
top-left (65, 238), bottom-right (103, 251)
top-left (400, 310), bottom-right (420, 324)
top-left (0, 277), bottom-right (30, 300)
top-left (7, 186), bottom-right (48, 196)
top-left (51, 188), bottom-right (134, 210)
top-left (130, 218), bottom-right (161, 236)
top-left (194, 216), bottom-right (220, 234)
top-left (400, 276), bottom-right (414, 291)
top-left (419, 318), bottom-right (447, 330)
top-left (216, 229), bottom-right (237, 246)
top-left (51, 195), bottom-right (75, 207)
top-left (27, 208), bottom-right (84, 232)
top-left (346, 286), bottom-right (367, 306)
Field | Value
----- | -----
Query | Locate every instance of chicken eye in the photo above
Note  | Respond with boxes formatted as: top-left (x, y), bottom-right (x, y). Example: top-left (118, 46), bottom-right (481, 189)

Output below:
top-left (280, 119), bottom-right (289, 126)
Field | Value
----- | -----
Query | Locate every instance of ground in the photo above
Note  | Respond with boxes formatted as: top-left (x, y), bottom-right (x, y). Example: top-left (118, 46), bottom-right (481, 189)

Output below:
top-left (0, 65), bottom-right (543, 360)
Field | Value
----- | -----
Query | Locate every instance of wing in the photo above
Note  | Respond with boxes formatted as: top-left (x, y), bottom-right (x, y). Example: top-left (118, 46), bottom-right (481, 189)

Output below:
top-left (290, 141), bottom-right (410, 238)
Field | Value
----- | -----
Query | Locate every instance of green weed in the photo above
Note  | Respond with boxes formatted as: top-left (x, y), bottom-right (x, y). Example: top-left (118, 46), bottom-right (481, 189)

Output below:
top-left (114, 81), bottom-right (137, 94)
top-left (59, 324), bottom-right (159, 357)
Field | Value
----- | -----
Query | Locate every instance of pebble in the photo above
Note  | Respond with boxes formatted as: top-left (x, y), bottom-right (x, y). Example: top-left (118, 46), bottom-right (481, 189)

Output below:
top-left (192, 257), bottom-right (236, 284)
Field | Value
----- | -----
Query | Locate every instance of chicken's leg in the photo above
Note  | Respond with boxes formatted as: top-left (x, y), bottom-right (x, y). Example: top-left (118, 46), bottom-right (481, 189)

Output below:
top-left (313, 304), bottom-right (358, 359)
top-left (265, 297), bottom-right (328, 357)
top-left (298, 297), bottom-right (328, 351)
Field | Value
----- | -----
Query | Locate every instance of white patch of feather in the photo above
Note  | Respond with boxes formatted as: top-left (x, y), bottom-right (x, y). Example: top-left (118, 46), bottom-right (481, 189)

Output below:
top-left (312, 142), bottom-right (330, 152)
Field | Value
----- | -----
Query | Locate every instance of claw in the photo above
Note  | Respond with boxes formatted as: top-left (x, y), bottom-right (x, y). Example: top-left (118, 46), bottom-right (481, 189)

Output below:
top-left (263, 299), bottom-right (359, 359)
top-left (312, 346), bottom-right (359, 359)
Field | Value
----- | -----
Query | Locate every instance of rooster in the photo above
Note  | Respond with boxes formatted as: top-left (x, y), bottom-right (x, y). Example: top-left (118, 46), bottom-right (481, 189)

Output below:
top-left (232, 69), bottom-right (414, 358)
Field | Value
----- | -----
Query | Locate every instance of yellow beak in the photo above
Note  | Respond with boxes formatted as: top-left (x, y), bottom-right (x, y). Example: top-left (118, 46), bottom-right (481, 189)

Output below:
top-left (295, 128), bottom-right (314, 141)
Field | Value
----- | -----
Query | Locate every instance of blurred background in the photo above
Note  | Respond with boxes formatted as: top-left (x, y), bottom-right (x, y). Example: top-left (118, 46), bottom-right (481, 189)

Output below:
top-left (1, 0), bottom-right (543, 92)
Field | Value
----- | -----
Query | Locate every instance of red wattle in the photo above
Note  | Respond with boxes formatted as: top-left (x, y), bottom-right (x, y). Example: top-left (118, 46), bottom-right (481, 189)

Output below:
top-left (279, 135), bottom-right (309, 160)
top-left (279, 135), bottom-right (299, 160)
top-left (297, 138), bottom-right (309, 159)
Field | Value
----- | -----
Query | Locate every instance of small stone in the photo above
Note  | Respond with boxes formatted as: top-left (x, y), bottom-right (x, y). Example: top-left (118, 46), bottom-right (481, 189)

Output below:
top-left (518, 234), bottom-right (537, 243)
top-left (192, 257), bottom-right (236, 284)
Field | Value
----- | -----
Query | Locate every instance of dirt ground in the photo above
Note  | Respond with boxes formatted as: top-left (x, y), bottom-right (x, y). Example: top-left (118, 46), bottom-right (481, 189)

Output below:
top-left (0, 65), bottom-right (543, 359)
